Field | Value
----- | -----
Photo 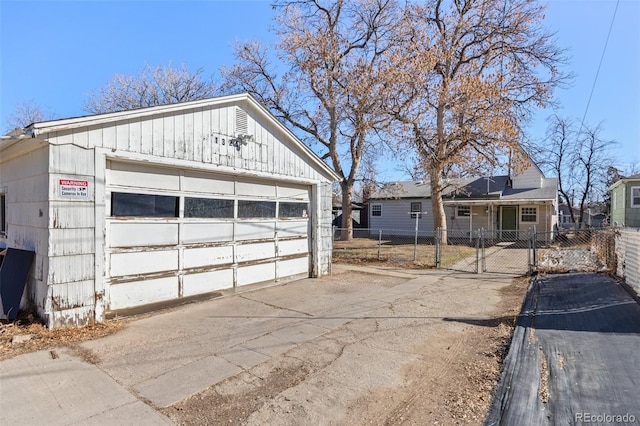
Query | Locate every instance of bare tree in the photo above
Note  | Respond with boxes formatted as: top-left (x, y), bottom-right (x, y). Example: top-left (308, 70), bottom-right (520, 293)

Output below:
top-left (381, 0), bottom-right (569, 240)
top-left (539, 115), bottom-right (615, 228)
top-left (84, 63), bottom-right (217, 114)
top-left (220, 0), bottom-right (399, 240)
top-left (5, 100), bottom-right (54, 131)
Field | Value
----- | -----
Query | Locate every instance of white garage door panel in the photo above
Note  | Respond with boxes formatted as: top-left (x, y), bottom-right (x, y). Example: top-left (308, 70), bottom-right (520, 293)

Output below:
top-left (109, 222), bottom-right (179, 247)
top-left (236, 222), bottom-right (276, 241)
top-left (183, 246), bottom-right (234, 269)
top-left (237, 263), bottom-right (276, 286)
top-left (278, 221), bottom-right (308, 238)
top-left (110, 249), bottom-right (178, 276)
top-left (107, 162), bottom-right (180, 190)
top-left (278, 257), bottom-right (309, 278)
top-left (278, 185), bottom-right (309, 200)
top-left (182, 223), bottom-right (234, 244)
top-left (236, 241), bottom-right (276, 262)
top-left (182, 270), bottom-right (234, 296)
top-left (236, 180), bottom-right (277, 197)
top-left (109, 277), bottom-right (178, 310)
top-left (182, 172), bottom-right (234, 194)
top-left (278, 238), bottom-right (308, 256)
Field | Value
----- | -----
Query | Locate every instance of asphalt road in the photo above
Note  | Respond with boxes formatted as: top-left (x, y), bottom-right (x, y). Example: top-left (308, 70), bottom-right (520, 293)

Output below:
top-left (487, 272), bottom-right (640, 425)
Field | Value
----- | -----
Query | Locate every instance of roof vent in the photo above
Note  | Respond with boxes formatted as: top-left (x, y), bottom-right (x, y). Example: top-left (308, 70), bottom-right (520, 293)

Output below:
top-left (236, 107), bottom-right (248, 136)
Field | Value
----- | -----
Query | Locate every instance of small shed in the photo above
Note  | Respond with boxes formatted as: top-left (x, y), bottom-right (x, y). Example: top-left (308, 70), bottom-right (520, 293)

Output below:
top-left (0, 93), bottom-right (339, 327)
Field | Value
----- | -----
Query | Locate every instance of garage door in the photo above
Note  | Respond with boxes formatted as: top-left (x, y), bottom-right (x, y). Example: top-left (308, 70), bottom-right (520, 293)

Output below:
top-left (105, 161), bottom-right (310, 310)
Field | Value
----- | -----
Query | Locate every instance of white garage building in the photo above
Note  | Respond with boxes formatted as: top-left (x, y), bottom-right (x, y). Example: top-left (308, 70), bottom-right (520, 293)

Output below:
top-left (0, 93), bottom-right (339, 327)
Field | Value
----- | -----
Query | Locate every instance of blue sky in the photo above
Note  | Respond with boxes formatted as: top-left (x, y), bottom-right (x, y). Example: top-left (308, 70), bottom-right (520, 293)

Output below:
top-left (1, 0), bottom-right (638, 179)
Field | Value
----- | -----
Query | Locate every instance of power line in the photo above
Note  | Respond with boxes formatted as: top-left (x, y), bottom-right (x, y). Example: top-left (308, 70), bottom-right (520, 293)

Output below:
top-left (580, 0), bottom-right (620, 130)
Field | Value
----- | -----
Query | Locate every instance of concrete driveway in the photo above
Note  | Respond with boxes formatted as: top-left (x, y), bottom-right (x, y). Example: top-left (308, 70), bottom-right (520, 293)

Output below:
top-left (1, 264), bottom-right (516, 425)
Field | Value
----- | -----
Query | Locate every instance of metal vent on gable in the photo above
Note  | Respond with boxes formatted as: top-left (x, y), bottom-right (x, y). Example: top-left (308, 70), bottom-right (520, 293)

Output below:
top-left (236, 107), bottom-right (248, 136)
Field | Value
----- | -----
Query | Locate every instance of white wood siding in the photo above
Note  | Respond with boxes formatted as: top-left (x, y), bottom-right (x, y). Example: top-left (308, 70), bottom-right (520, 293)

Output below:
top-left (44, 100), bottom-right (328, 182)
top-left (0, 146), bottom-right (50, 324)
top-left (512, 165), bottom-right (543, 189)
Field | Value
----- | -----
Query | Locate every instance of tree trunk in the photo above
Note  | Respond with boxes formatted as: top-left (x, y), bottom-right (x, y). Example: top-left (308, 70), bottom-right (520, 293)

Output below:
top-left (429, 169), bottom-right (448, 245)
top-left (340, 179), bottom-right (354, 241)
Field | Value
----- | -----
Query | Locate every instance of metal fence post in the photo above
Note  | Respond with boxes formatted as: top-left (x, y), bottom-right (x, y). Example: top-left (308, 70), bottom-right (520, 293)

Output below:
top-left (435, 227), bottom-right (441, 268)
top-left (378, 229), bottom-right (382, 261)
top-left (475, 230), bottom-right (480, 274)
top-left (481, 228), bottom-right (486, 273)
top-left (528, 237), bottom-right (532, 274)
top-left (532, 225), bottom-right (537, 270)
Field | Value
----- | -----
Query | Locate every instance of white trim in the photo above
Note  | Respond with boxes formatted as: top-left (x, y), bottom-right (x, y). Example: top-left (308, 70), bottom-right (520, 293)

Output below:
top-left (456, 205), bottom-right (471, 217)
top-left (631, 186), bottom-right (640, 208)
top-left (520, 206), bottom-right (538, 224)
top-left (371, 203), bottom-right (382, 217)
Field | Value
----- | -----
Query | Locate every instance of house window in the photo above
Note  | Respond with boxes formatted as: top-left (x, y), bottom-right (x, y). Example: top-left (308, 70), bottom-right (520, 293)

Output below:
top-left (238, 200), bottom-right (276, 218)
top-left (0, 192), bottom-right (6, 237)
top-left (632, 187), bottom-right (640, 208)
top-left (111, 192), bottom-right (179, 217)
top-left (372, 204), bottom-right (382, 217)
top-left (410, 202), bottom-right (422, 218)
top-left (457, 206), bottom-right (471, 217)
top-left (184, 198), bottom-right (234, 218)
top-left (521, 207), bottom-right (537, 223)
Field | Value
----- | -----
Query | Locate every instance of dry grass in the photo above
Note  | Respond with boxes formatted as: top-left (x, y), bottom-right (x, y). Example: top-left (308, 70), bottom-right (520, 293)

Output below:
top-left (332, 238), bottom-right (475, 269)
top-left (0, 310), bottom-right (126, 361)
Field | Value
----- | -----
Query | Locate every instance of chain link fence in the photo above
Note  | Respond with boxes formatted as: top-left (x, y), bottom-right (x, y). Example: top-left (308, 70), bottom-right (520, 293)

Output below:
top-left (332, 226), bottom-right (619, 276)
top-left (534, 228), bottom-right (617, 273)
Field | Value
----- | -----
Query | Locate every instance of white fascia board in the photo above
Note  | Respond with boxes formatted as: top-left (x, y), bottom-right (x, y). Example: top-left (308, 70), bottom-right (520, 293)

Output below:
top-left (27, 93), bottom-right (250, 135)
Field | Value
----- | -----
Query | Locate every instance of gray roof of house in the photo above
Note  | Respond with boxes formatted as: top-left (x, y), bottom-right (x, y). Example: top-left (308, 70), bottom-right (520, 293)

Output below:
top-left (370, 175), bottom-right (558, 202)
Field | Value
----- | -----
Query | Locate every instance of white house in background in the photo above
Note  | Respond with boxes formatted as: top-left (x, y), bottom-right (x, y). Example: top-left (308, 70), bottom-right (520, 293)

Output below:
top-left (368, 158), bottom-right (558, 239)
top-left (0, 93), bottom-right (339, 327)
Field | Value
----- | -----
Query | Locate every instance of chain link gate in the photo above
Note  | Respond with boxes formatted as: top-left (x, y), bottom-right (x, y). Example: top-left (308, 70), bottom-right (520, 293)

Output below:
top-left (435, 227), bottom-right (534, 275)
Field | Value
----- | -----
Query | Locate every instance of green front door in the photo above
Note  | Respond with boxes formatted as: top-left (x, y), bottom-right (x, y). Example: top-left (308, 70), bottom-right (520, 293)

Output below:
top-left (501, 206), bottom-right (517, 240)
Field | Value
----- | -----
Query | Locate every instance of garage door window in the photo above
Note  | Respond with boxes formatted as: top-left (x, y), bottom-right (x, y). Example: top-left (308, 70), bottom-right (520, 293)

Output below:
top-left (111, 192), bottom-right (179, 217)
top-left (279, 202), bottom-right (308, 218)
top-left (238, 200), bottom-right (276, 218)
top-left (185, 198), bottom-right (234, 218)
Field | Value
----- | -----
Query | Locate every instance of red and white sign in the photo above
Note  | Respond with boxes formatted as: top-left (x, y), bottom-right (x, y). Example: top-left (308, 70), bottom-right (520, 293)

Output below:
top-left (59, 179), bottom-right (89, 199)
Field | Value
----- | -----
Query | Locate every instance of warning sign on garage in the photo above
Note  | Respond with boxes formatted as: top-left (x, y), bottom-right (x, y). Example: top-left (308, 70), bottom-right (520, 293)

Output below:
top-left (59, 179), bottom-right (89, 199)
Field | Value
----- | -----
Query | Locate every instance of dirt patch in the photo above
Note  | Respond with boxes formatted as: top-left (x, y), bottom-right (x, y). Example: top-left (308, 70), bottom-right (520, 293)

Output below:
top-left (163, 274), bottom-right (530, 425)
top-left (345, 276), bottom-right (529, 425)
top-left (0, 310), bottom-right (126, 361)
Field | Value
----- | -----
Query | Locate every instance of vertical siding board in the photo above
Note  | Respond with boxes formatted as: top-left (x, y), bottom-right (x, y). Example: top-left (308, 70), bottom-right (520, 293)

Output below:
top-left (152, 115), bottom-right (164, 157)
top-left (163, 114), bottom-right (175, 158)
top-left (141, 118), bottom-right (153, 155)
top-left (184, 110), bottom-right (195, 161)
top-left (211, 109), bottom-right (220, 164)
top-left (86, 126), bottom-right (102, 149)
top-left (193, 109), bottom-right (203, 162)
top-left (116, 122), bottom-right (129, 151)
top-left (175, 113), bottom-right (185, 159)
top-left (102, 125), bottom-right (116, 150)
top-left (73, 128), bottom-right (89, 149)
top-left (202, 107), bottom-right (212, 164)
top-left (128, 118), bottom-right (142, 153)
